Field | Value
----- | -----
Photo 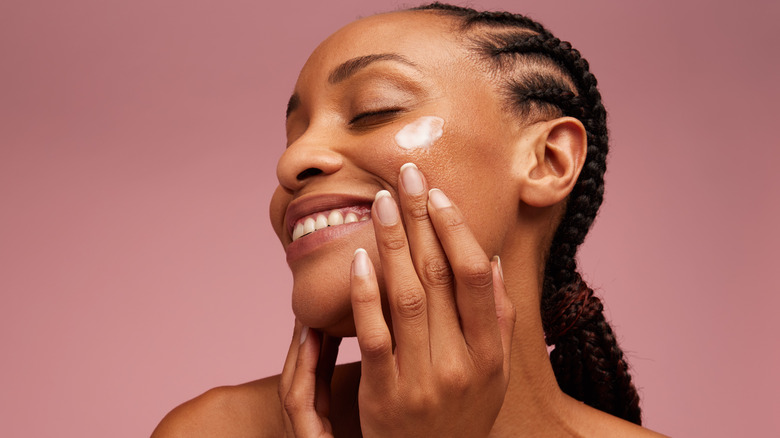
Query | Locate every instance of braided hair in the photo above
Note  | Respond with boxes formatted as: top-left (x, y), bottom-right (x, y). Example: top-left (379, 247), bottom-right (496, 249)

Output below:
top-left (410, 2), bottom-right (642, 425)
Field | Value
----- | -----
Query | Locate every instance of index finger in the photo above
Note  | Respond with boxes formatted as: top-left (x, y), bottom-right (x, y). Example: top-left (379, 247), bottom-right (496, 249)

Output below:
top-left (372, 190), bottom-right (431, 372)
top-left (426, 188), bottom-right (501, 356)
top-left (397, 163), bottom-right (460, 341)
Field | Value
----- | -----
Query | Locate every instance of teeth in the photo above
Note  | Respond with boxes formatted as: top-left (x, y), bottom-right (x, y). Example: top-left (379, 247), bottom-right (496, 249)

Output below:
top-left (292, 223), bottom-right (304, 241)
top-left (292, 208), bottom-right (371, 242)
top-left (315, 214), bottom-right (328, 230)
top-left (303, 217), bottom-right (315, 235)
top-left (328, 210), bottom-right (344, 226)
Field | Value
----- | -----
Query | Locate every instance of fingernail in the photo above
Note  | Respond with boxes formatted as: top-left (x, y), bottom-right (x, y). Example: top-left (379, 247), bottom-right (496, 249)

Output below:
top-left (375, 190), bottom-right (398, 225)
top-left (428, 188), bottom-right (452, 209)
top-left (400, 163), bottom-right (424, 195)
top-left (491, 256), bottom-right (505, 319)
top-left (492, 255), bottom-right (504, 283)
top-left (300, 326), bottom-right (309, 345)
top-left (353, 248), bottom-right (370, 276)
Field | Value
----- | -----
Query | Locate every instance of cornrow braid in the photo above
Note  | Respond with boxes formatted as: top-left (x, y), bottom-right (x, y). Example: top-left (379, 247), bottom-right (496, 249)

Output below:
top-left (410, 2), bottom-right (642, 425)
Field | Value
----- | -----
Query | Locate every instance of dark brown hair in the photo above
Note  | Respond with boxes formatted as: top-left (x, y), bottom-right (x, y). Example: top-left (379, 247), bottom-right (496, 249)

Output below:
top-left (410, 2), bottom-right (642, 424)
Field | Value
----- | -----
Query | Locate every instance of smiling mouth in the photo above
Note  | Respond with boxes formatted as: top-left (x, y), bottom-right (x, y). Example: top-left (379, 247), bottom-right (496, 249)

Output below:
top-left (291, 206), bottom-right (371, 242)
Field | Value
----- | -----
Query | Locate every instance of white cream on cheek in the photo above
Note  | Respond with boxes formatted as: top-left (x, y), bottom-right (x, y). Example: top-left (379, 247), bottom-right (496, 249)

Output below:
top-left (394, 116), bottom-right (445, 150)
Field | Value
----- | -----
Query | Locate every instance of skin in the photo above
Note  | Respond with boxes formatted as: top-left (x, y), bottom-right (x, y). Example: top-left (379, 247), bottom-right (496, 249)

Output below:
top-left (152, 10), bottom-right (667, 438)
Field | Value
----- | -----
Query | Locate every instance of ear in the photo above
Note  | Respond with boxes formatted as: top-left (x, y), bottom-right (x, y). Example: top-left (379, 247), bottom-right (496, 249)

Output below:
top-left (516, 117), bottom-right (587, 208)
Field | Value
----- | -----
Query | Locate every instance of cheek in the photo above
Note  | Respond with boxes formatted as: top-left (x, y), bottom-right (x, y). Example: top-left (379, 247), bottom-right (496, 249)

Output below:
top-left (394, 116), bottom-right (445, 150)
top-left (269, 185), bottom-right (291, 241)
top-left (350, 115), bottom-right (449, 190)
top-left (422, 117), bottom-right (517, 253)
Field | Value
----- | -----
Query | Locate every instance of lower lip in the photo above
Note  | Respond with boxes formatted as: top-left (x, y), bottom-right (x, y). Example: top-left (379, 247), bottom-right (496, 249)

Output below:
top-left (285, 220), bottom-right (372, 263)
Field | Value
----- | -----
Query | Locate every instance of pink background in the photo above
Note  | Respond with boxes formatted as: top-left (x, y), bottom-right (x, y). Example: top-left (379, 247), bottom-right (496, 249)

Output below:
top-left (1, 0), bottom-right (778, 436)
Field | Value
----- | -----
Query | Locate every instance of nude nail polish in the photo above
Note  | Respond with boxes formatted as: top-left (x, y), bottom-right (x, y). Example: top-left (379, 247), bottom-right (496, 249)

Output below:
top-left (428, 188), bottom-right (452, 209)
top-left (353, 248), bottom-right (370, 276)
top-left (300, 326), bottom-right (309, 345)
top-left (400, 163), bottom-right (424, 195)
top-left (375, 190), bottom-right (399, 225)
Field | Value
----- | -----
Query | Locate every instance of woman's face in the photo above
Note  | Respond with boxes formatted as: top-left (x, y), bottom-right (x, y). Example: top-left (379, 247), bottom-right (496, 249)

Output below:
top-left (270, 11), bottom-right (527, 335)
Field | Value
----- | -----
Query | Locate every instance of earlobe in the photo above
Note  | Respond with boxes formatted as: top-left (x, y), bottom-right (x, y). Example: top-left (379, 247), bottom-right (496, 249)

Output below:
top-left (517, 117), bottom-right (587, 208)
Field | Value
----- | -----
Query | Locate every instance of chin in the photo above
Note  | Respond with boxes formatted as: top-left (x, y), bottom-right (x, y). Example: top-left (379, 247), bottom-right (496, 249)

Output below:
top-left (289, 260), bottom-right (359, 337)
top-left (285, 221), bottom-right (382, 337)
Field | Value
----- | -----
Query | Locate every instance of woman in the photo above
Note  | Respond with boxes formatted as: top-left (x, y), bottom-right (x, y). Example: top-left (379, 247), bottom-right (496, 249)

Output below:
top-left (153, 3), bottom-right (665, 436)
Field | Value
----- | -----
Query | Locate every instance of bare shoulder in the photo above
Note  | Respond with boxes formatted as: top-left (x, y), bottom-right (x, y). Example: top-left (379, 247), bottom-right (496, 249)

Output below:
top-left (588, 412), bottom-right (669, 438)
top-left (150, 362), bottom-right (362, 438)
top-left (150, 375), bottom-right (283, 438)
top-left (564, 396), bottom-right (669, 438)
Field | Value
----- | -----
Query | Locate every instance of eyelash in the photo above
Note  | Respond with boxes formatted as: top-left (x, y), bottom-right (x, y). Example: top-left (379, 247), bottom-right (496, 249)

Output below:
top-left (349, 108), bottom-right (403, 125)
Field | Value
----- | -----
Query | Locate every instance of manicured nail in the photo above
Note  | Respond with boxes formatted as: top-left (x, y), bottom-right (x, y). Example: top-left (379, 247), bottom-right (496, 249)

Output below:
top-left (353, 248), bottom-right (370, 276)
top-left (428, 188), bottom-right (452, 209)
top-left (375, 190), bottom-right (398, 225)
top-left (400, 163), bottom-right (424, 195)
top-left (300, 326), bottom-right (309, 345)
top-left (492, 255), bottom-right (504, 283)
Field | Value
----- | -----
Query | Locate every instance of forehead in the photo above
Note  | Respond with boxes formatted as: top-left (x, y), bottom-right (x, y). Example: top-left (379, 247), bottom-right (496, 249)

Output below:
top-left (295, 11), bottom-right (465, 88)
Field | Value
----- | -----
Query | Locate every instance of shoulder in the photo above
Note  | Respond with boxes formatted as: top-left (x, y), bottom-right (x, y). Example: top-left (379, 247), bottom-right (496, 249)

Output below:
top-left (563, 396), bottom-right (670, 438)
top-left (150, 362), bottom-right (363, 438)
top-left (151, 375), bottom-right (283, 438)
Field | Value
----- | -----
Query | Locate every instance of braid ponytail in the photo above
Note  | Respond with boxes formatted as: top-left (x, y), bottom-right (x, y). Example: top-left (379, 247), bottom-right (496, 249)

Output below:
top-left (544, 273), bottom-right (642, 422)
top-left (412, 2), bottom-right (642, 424)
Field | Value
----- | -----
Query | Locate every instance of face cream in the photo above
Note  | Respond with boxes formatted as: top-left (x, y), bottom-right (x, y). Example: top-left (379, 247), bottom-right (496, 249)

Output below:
top-left (394, 116), bottom-right (444, 150)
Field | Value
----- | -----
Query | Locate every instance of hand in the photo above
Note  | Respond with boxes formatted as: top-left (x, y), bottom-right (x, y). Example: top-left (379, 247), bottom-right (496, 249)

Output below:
top-left (350, 163), bottom-right (516, 437)
top-left (278, 320), bottom-right (342, 437)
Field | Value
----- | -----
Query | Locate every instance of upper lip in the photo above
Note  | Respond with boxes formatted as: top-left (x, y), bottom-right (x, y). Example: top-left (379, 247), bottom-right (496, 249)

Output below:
top-left (285, 192), bottom-right (376, 239)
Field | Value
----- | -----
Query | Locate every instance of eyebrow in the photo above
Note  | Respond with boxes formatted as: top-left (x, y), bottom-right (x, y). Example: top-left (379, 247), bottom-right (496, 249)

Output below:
top-left (328, 53), bottom-right (417, 84)
top-left (286, 53), bottom-right (418, 119)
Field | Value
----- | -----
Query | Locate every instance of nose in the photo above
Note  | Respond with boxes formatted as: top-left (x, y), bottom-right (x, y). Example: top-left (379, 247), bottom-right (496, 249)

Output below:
top-left (276, 132), bottom-right (344, 191)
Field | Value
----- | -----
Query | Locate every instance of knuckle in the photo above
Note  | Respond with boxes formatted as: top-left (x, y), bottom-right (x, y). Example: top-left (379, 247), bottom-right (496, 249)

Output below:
top-left (358, 392), bottom-right (395, 424)
top-left (405, 390), bottom-right (435, 415)
top-left (459, 259), bottom-right (493, 290)
top-left (282, 390), bottom-right (303, 415)
top-left (359, 332), bottom-right (392, 358)
top-left (352, 286), bottom-right (379, 306)
top-left (442, 212), bottom-right (468, 232)
top-left (394, 287), bottom-right (426, 319)
top-left (421, 259), bottom-right (453, 287)
top-left (439, 364), bottom-right (470, 392)
top-left (380, 234), bottom-right (407, 252)
top-left (406, 202), bottom-right (430, 222)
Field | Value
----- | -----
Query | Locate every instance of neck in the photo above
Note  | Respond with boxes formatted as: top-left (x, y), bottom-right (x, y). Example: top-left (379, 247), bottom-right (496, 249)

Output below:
top-left (489, 254), bottom-right (580, 437)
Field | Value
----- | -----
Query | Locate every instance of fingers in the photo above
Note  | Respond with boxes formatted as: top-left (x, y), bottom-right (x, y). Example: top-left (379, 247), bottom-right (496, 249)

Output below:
top-left (427, 188), bottom-right (502, 356)
top-left (279, 321), bottom-right (304, 435)
top-left (279, 320), bottom-right (304, 408)
top-left (351, 248), bottom-right (395, 392)
top-left (397, 163), bottom-right (460, 339)
top-left (354, 170), bottom-right (512, 437)
top-left (491, 256), bottom-right (516, 381)
top-left (366, 164), bottom-right (509, 384)
top-left (315, 334), bottom-right (342, 416)
top-left (281, 326), bottom-right (335, 437)
top-left (284, 327), bottom-right (320, 435)
top-left (372, 190), bottom-right (430, 369)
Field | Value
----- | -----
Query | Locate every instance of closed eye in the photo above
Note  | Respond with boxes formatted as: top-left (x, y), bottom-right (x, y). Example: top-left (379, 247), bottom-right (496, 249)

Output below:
top-left (349, 108), bottom-right (404, 126)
